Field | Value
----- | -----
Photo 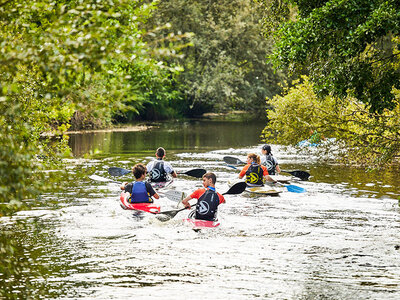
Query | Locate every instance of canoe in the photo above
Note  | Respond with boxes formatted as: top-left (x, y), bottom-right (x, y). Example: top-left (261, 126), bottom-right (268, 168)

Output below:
top-left (245, 186), bottom-right (281, 196)
top-left (119, 192), bottom-right (160, 214)
top-left (183, 218), bottom-right (220, 228)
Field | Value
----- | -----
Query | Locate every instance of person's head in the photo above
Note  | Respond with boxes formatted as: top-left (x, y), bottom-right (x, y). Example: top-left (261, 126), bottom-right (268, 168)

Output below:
top-left (247, 153), bottom-right (260, 164)
top-left (261, 144), bottom-right (272, 155)
top-left (202, 172), bottom-right (216, 187)
top-left (132, 163), bottom-right (147, 180)
top-left (156, 147), bottom-right (166, 159)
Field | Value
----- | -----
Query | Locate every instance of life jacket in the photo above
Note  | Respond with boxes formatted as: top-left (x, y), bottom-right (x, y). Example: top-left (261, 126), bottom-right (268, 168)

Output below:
top-left (129, 181), bottom-right (152, 203)
top-left (264, 154), bottom-right (277, 175)
top-left (195, 188), bottom-right (219, 221)
top-left (149, 160), bottom-right (167, 182)
top-left (245, 163), bottom-right (264, 186)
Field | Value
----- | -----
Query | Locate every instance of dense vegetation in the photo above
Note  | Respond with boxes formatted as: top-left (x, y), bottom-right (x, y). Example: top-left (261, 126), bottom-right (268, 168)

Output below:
top-left (144, 0), bottom-right (284, 116)
top-left (260, 0), bottom-right (400, 167)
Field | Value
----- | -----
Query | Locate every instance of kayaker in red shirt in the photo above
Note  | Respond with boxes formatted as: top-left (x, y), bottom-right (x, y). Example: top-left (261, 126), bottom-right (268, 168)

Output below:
top-left (238, 153), bottom-right (276, 186)
top-left (181, 172), bottom-right (225, 221)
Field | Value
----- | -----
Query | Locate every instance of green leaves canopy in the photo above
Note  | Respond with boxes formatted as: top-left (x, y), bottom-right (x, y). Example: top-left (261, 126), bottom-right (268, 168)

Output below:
top-left (0, 0), bottom-right (180, 214)
top-left (266, 0), bottom-right (400, 112)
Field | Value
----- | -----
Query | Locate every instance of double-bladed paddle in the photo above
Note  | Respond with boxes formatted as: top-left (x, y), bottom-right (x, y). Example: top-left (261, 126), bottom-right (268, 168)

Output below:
top-left (89, 174), bottom-right (121, 184)
top-left (275, 182), bottom-right (306, 193)
top-left (280, 170), bottom-right (310, 181)
top-left (223, 156), bottom-right (246, 166)
top-left (156, 181), bottom-right (247, 222)
top-left (108, 167), bottom-right (206, 179)
top-left (223, 155), bottom-right (310, 181)
top-left (177, 168), bottom-right (206, 178)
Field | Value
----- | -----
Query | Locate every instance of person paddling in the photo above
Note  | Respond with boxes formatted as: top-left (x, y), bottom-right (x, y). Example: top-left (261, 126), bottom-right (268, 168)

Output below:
top-left (238, 153), bottom-right (276, 186)
top-left (260, 144), bottom-right (281, 176)
top-left (146, 147), bottom-right (177, 183)
top-left (181, 172), bottom-right (225, 221)
top-left (120, 163), bottom-right (160, 203)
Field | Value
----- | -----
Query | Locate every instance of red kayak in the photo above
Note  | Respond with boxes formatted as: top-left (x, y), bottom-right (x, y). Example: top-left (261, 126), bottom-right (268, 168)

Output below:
top-left (183, 218), bottom-right (220, 228)
top-left (120, 192), bottom-right (160, 214)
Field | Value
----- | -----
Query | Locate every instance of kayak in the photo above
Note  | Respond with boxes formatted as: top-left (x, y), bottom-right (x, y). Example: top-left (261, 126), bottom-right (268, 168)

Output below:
top-left (269, 175), bottom-right (292, 183)
top-left (245, 186), bottom-right (281, 196)
top-left (119, 192), bottom-right (161, 214)
top-left (183, 218), bottom-right (220, 228)
top-left (149, 179), bottom-right (173, 191)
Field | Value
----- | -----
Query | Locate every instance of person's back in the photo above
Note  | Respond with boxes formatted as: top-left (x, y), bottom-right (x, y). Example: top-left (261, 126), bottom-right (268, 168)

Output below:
top-left (120, 163), bottom-right (159, 203)
top-left (147, 147), bottom-right (177, 182)
top-left (260, 144), bottom-right (280, 175)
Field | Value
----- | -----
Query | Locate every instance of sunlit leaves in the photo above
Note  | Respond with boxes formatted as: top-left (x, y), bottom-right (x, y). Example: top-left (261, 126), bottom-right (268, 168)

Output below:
top-left (264, 0), bottom-right (400, 113)
top-left (262, 76), bottom-right (400, 167)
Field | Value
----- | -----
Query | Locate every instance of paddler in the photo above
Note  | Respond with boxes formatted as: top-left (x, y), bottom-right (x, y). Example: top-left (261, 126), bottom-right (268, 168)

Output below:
top-left (181, 172), bottom-right (225, 221)
top-left (146, 147), bottom-right (177, 183)
top-left (120, 163), bottom-right (160, 203)
top-left (238, 153), bottom-right (276, 186)
top-left (260, 144), bottom-right (281, 176)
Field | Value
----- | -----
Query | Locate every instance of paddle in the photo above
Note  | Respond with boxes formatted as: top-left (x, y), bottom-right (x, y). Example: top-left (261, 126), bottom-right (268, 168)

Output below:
top-left (177, 168), bottom-right (206, 178)
top-left (89, 175), bottom-right (121, 184)
top-left (108, 167), bottom-right (131, 176)
top-left (275, 182), bottom-right (306, 193)
top-left (108, 167), bottom-right (206, 178)
top-left (158, 190), bottom-right (187, 203)
top-left (281, 170), bottom-right (310, 181)
top-left (156, 181), bottom-right (247, 222)
top-left (224, 155), bottom-right (310, 181)
top-left (223, 156), bottom-right (246, 166)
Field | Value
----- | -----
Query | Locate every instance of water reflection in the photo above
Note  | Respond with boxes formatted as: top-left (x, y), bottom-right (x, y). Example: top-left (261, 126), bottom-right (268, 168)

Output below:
top-left (68, 120), bottom-right (266, 157)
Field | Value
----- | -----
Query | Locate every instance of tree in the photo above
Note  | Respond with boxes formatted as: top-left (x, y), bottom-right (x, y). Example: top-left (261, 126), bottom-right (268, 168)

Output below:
top-left (260, 0), bottom-right (400, 113)
top-left (0, 0), bottom-right (180, 213)
top-left (262, 76), bottom-right (400, 167)
top-left (146, 0), bottom-right (285, 115)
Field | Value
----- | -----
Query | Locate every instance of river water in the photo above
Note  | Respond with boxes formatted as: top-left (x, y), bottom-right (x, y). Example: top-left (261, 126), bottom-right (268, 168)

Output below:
top-left (3, 120), bottom-right (400, 299)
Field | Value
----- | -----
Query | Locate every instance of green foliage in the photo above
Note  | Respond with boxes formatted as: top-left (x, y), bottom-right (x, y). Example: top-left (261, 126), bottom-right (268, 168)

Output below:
top-left (146, 0), bottom-right (285, 115)
top-left (262, 76), bottom-right (400, 167)
top-left (0, 0), bottom-right (184, 215)
top-left (262, 0), bottom-right (400, 113)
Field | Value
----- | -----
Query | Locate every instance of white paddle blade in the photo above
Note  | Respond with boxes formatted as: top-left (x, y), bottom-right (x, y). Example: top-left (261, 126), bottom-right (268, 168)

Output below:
top-left (89, 175), bottom-right (114, 182)
top-left (160, 190), bottom-right (187, 203)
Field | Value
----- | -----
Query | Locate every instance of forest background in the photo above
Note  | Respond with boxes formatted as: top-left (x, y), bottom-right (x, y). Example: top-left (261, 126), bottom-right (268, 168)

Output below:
top-left (1, 0), bottom-right (399, 214)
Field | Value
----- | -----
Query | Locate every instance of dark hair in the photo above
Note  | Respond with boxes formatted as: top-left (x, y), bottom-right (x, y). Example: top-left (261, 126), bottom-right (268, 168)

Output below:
top-left (132, 163), bottom-right (146, 179)
top-left (248, 153), bottom-right (261, 164)
top-left (202, 172), bottom-right (217, 184)
top-left (262, 144), bottom-right (272, 155)
top-left (156, 147), bottom-right (165, 158)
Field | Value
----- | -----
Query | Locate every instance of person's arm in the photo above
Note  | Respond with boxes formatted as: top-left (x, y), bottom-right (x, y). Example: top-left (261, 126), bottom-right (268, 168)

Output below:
top-left (146, 182), bottom-right (159, 199)
top-left (238, 165), bottom-right (248, 179)
top-left (262, 166), bottom-right (277, 183)
top-left (171, 171), bottom-right (177, 178)
top-left (276, 164), bottom-right (281, 174)
top-left (165, 162), bottom-right (177, 178)
top-left (181, 195), bottom-right (193, 209)
top-left (181, 189), bottom-right (201, 208)
top-left (120, 182), bottom-right (128, 190)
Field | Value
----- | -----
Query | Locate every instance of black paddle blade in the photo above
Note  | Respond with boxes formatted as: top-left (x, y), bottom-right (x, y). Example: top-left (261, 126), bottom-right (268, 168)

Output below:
top-left (282, 170), bottom-right (310, 181)
top-left (156, 204), bottom-right (195, 222)
top-left (223, 182), bottom-right (247, 195)
top-left (179, 168), bottom-right (207, 178)
top-left (223, 156), bottom-right (246, 165)
top-left (108, 167), bottom-right (131, 176)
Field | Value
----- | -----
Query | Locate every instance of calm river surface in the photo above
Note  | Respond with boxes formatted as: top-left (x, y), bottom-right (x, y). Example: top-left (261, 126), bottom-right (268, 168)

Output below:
top-left (3, 120), bottom-right (400, 299)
